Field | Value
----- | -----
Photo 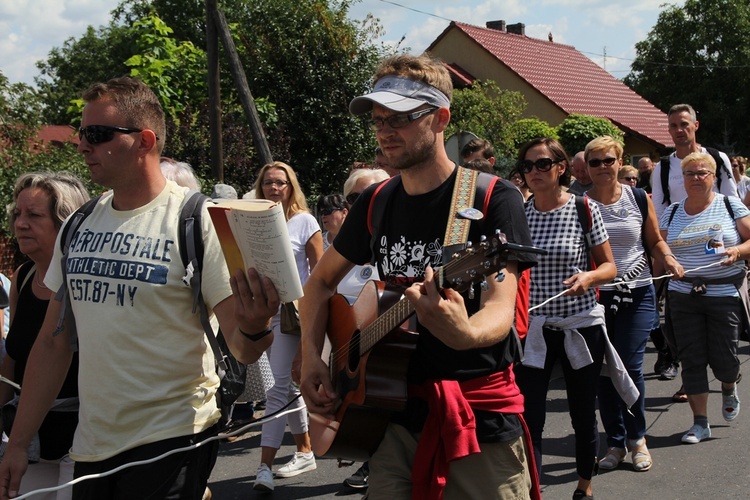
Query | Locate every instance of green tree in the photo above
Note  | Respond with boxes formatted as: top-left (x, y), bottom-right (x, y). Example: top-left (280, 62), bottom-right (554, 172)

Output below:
top-left (446, 80), bottom-right (526, 160)
top-left (556, 114), bottom-right (624, 157)
top-left (508, 118), bottom-right (558, 158)
top-left (623, 0), bottom-right (750, 154)
top-left (35, 0), bottom-right (388, 198)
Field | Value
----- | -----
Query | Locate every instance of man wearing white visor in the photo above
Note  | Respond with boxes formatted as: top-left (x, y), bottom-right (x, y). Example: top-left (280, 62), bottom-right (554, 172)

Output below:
top-left (300, 54), bottom-right (539, 500)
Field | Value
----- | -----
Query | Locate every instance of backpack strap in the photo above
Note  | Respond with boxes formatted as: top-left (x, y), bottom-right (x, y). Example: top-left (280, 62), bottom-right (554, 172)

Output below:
top-left (53, 196), bottom-right (101, 349)
top-left (177, 191), bottom-right (229, 376)
top-left (367, 176), bottom-right (402, 265)
top-left (667, 203), bottom-right (680, 227)
top-left (631, 187), bottom-right (653, 271)
top-left (574, 195), bottom-right (594, 270)
top-left (724, 194), bottom-right (735, 219)
top-left (660, 156), bottom-right (671, 206)
top-left (706, 147), bottom-right (730, 193)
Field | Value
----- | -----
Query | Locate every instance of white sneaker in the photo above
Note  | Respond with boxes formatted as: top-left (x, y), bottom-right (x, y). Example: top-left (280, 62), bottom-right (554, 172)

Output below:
top-left (275, 451), bottom-right (317, 478)
top-left (722, 389), bottom-right (741, 422)
top-left (681, 424), bottom-right (711, 444)
top-left (253, 464), bottom-right (274, 492)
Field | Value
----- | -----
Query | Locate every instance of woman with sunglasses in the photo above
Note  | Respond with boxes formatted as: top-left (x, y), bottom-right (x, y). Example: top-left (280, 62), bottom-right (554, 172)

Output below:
top-left (584, 136), bottom-right (683, 474)
top-left (1, 172), bottom-right (89, 499)
top-left (660, 152), bottom-right (750, 445)
top-left (513, 138), bottom-right (620, 500)
top-left (252, 162), bottom-right (324, 493)
top-left (617, 165), bottom-right (639, 188)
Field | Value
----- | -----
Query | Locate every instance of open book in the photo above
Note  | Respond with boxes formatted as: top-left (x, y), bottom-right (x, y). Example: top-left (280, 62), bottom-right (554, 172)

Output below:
top-left (207, 199), bottom-right (303, 303)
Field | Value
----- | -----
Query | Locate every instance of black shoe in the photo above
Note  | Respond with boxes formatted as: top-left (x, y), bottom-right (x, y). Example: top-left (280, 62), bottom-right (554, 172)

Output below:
top-left (653, 351), bottom-right (668, 375)
top-left (660, 364), bottom-right (678, 380)
top-left (573, 489), bottom-right (593, 500)
top-left (343, 462), bottom-right (369, 489)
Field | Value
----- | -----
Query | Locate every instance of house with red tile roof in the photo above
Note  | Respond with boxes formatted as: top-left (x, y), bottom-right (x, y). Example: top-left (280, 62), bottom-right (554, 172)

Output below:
top-left (427, 21), bottom-right (673, 157)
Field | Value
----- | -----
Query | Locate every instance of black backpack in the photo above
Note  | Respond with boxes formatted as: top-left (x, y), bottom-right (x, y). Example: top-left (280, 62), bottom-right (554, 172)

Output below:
top-left (55, 191), bottom-right (246, 428)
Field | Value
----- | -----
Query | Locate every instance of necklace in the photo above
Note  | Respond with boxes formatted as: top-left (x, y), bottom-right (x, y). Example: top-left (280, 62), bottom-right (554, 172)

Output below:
top-left (34, 271), bottom-right (48, 290)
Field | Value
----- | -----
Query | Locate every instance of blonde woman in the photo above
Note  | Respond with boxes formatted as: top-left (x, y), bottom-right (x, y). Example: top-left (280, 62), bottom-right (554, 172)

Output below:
top-left (660, 152), bottom-right (750, 445)
top-left (252, 162), bottom-right (324, 492)
top-left (584, 136), bottom-right (682, 473)
top-left (618, 165), bottom-right (639, 188)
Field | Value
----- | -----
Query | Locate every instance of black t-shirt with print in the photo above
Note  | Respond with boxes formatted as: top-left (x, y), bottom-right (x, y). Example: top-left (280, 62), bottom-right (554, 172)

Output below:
top-left (333, 167), bottom-right (535, 441)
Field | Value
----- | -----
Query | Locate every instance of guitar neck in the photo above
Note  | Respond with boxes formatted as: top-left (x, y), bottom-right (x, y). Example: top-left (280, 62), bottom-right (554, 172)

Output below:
top-left (358, 296), bottom-right (415, 356)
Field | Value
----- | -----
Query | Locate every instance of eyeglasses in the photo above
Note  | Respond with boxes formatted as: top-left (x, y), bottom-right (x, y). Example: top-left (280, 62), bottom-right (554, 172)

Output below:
top-left (683, 170), bottom-right (713, 180)
top-left (320, 207), bottom-right (343, 216)
top-left (262, 180), bottom-right (289, 188)
top-left (587, 157), bottom-right (618, 168)
top-left (346, 192), bottom-right (361, 205)
top-left (369, 107), bottom-right (438, 131)
top-left (79, 125), bottom-right (143, 145)
top-left (622, 176), bottom-right (638, 182)
top-left (517, 158), bottom-right (559, 174)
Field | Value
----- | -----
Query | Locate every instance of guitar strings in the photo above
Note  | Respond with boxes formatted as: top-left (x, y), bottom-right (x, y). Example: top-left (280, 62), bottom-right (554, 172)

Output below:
top-left (328, 244), bottom-right (491, 367)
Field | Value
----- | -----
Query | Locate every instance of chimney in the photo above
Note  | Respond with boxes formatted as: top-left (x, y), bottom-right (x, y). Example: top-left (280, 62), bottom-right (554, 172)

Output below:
top-left (506, 23), bottom-right (525, 36)
top-left (486, 20), bottom-right (506, 32)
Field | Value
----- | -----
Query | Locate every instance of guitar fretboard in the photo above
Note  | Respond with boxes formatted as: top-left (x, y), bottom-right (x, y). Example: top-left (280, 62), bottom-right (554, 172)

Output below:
top-left (358, 297), bottom-right (414, 355)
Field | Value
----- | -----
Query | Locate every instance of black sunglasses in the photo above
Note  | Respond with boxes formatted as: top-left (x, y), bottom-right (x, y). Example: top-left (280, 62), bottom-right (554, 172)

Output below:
top-left (320, 207), bottom-right (343, 216)
top-left (79, 125), bottom-right (143, 145)
top-left (346, 193), bottom-right (361, 205)
top-left (517, 158), bottom-right (559, 174)
top-left (588, 157), bottom-right (618, 168)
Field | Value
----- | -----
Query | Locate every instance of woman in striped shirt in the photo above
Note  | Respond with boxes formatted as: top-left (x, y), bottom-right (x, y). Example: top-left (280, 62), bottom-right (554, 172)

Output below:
top-left (660, 152), bottom-right (750, 446)
top-left (584, 136), bottom-right (683, 473)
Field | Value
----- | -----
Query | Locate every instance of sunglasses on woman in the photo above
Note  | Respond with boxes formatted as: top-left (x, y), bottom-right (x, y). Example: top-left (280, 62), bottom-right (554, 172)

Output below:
top-left (320, 207), bottom-right (343, 216)
top-left (517, 158), bottom-right (559, 174)
top-left (79, 125), bottom-right (144, 145)
top-left (587, 157), bottom-right (618, 168)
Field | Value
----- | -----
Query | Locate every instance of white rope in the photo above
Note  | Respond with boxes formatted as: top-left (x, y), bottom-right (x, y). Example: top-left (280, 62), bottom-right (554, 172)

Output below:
top-left (528, 258), bottom-right (728, 312)
top-left (12, 403), bottom-right (307, 499)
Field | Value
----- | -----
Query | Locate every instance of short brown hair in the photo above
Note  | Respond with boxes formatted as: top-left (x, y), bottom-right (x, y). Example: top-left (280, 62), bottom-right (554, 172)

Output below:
top-left (82, 76), bottom-right (166, 154)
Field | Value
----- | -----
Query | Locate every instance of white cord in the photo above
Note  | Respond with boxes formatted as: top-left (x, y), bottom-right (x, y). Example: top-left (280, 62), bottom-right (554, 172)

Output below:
top-left (0, 376), bottom-right (20, 391)
top-left (12, 404), bottom-right (307, 499)
top-left (528, 259), bottom-right (728, 312)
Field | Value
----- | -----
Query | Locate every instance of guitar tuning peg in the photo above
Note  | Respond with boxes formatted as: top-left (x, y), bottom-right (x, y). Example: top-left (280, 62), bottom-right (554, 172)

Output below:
top-left (480, 235), bottom-right (487, 242)
top-left (495, 271), bottom-right (506, 283)
top-left (481, 279), bottom-right (489, 292)
top-left (466, 241), bottom-right (473, 248)
top-left (468, 287), bottom-right (475, 300)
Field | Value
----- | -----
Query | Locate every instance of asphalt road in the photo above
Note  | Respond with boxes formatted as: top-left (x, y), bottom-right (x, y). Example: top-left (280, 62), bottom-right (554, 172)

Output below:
top-left (208, 342), bottom-right (750, 499)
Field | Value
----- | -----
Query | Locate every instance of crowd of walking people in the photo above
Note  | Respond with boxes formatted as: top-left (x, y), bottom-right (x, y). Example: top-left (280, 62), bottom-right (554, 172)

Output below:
top-left (0, 53), bottom-right (747, 500)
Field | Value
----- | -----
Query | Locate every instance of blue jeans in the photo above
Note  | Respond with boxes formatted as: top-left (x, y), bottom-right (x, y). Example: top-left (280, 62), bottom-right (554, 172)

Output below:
top-left (516, 324), bottom-right (606, 481)
top-left (597, 285), bottom-right (655, 448)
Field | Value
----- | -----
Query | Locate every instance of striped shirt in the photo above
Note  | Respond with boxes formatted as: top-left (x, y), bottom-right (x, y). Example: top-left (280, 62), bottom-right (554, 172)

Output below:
top-left (660, 194), bottom-right (750, 297)
top-left (588, 186), bottom-right (651, 291)
top-left (525, 195), bottom-right (609, 318)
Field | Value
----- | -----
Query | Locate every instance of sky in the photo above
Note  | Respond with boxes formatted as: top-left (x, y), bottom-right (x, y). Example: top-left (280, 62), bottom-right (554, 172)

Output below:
top-left (1, 0), bottom-right (681, 87)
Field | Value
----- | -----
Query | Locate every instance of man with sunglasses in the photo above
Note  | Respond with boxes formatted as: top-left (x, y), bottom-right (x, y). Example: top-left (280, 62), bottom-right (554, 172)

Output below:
top-left (0, 77), bottom-right (276, 500)
top-left (299, 54), bottom-right (538, 499)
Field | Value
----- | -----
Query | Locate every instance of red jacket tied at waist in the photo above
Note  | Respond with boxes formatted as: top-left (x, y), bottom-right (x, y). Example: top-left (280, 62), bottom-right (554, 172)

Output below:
top-left (409, 366), bottom-right (540, 500)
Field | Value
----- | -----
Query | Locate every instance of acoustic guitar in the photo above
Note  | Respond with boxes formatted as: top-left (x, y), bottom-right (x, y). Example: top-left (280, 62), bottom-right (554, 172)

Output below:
top-left (309, 232), bottom-right (534, 461)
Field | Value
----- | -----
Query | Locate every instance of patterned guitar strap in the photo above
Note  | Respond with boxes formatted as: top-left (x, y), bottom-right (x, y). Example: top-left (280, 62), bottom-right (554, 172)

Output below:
top-left (443, 165), bottom-right (480, 265)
